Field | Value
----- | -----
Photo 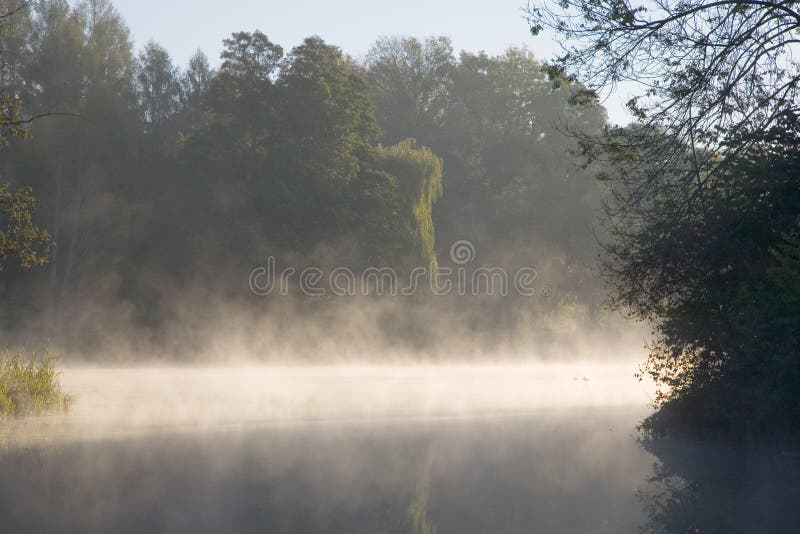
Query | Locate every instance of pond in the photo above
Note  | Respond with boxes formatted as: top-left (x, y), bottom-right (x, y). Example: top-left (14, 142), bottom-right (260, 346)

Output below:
top-left (0, 364), bottom-right (797, 533)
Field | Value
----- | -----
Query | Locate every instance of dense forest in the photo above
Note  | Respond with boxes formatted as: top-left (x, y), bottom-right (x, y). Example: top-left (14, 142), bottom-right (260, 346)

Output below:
top-left (0, 0), bottom-right (610, 356)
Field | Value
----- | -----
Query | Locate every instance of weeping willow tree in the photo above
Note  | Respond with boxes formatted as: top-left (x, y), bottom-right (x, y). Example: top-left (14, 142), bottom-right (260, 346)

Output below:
top-left (376, 139), bottom-right (443, 266)
top-left (361, 139), bottom-right (443, 269)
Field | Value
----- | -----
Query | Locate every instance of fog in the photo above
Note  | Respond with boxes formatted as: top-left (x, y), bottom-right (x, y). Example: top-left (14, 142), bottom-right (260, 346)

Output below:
top-left (3, 357), bottom-right (799, 532)
top-left (4, 359), bottom-right (653, 445)
top-left (1, 357), bottom-right (666, 533)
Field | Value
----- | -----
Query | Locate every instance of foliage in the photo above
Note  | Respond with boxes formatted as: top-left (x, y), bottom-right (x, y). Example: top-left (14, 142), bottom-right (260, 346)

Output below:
top-left (0, 1), bottom-right (51, 272)
top-left (0, 350), bottom-right (70, 417)
top-left (0, 2), bottom-right (612, 348)
top-left (180, 33), bottom-right (388, 259)
top-left (528, 0), bottom-right (800, 441)
top-left (770, 218), bottom-right (800, 335)
top-left (0, 92), bottom-right (27, 147)
top-left (0, 181), bottom-right (50, 269)
top-left (361, 140), bottom-right (443, 268)
top-left (627, 117), bottom-right (800, 441)
top-left (365, 36), bottom-right (455, 146)
top-left (366, 39), bottom-right (608, 306)
top-left (0, 0), bottom-right (34, 146)
top-left (135, 40), bottom-right (181, 129)
top-left (526, 0), bottom-right (800, 171)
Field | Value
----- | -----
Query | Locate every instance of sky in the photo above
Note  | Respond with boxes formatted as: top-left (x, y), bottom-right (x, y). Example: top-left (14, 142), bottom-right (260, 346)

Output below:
top-left (111, 0), bottom-right (631, 124)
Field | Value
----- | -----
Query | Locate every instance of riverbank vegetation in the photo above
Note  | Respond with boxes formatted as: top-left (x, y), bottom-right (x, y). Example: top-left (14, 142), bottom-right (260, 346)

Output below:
top-left (528, 0), bottom-right (800, 444)
top-left (0, 351), bottom-right (69, 417)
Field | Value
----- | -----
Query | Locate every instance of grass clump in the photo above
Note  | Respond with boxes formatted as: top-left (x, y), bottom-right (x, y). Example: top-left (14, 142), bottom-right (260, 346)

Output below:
top-left (0, 351), bottom-right (70, 418)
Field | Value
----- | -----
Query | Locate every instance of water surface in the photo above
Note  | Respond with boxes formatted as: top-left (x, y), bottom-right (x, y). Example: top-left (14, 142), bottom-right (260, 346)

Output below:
top-left (1, 364), bottom-right (796, 532)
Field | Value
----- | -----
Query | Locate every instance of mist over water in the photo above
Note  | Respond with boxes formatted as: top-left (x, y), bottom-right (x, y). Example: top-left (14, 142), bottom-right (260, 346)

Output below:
top-left (4, 359), bottom-right (654, 444)
top-left (3, 342), bottom-right (799, 533)
top-left (1, 356), bottom-right (664, 533)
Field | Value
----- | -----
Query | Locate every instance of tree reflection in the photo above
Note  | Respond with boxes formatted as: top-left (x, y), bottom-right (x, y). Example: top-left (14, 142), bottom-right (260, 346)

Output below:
top-left (637, 438), bottom-right (800, 533)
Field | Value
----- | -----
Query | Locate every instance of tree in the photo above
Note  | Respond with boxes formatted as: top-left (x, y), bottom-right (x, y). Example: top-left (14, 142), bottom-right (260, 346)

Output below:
top-left (527, 0), bottom-right (800, 439)
top-left (220, 30), bottom-right (282, 82)
top-left (526, 0), bottom-right (800, 157)
top-left (365, 36), bottom-right (454, 145)
top-left (770, 218), bottom-right (800, 337)
top-left (279, 36), bottom-right (378, 179)
top-left (0, 0), bottom-right (50, 272)
top-left (203, 30), bottom-right (282, 165)
top-left (0, 0), bottom-right (33, 122)
top-left (2, 0), bottom-right (137, 339)
top-left (0, 0), bottom-right (34, 144)
top-left (270, 36), bottom-right (379, 246)
top-left (526, 1), bottom-right (800, 246)
top-left (366, 40), bottom-right (608, 309)
top-left (26, 0), bottom-right (84, 114)
top-left (357, 140), bottom-right (443, 268)
top-left (181, 49), bottom-right (212, 106)
top-left (626, 116), bottom-right (800, 439)
top-left (77, 0), bottom-right (133, 90)
top-left (135, 41), bottom-right (181, 129)
top-left (178, 34), bottom-right (383, 262)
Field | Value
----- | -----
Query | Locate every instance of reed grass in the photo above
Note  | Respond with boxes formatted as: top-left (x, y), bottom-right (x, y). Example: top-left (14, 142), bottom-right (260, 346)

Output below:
top-left (0, 350), bottom-right (71, 418)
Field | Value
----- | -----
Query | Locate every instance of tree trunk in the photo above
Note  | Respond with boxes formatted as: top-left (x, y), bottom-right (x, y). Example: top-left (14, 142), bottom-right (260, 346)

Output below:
top-left (63, 169), bottom-right (83, 292)
top-left (48, 162), bottom-right (63, 336)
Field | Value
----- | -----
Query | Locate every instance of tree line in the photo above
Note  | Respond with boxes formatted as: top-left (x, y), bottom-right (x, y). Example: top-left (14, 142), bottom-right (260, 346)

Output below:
top-left (0, 0), bottom-right (608, 350)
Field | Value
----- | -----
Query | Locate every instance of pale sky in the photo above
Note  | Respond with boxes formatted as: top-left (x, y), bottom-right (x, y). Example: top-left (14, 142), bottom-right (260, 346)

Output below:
top-left (111, 0), bottom-right (631, 124)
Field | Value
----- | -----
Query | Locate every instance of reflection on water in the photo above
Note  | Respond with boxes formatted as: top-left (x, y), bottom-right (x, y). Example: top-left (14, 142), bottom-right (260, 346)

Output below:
top-left (637, 438), bottom-right (800, 533)
top-left (0, 364), bottom-right (654, 533)
top-left (0, 409), bottom-right (653, 533)
top-left (1, 364), bottom-right (798, 532)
